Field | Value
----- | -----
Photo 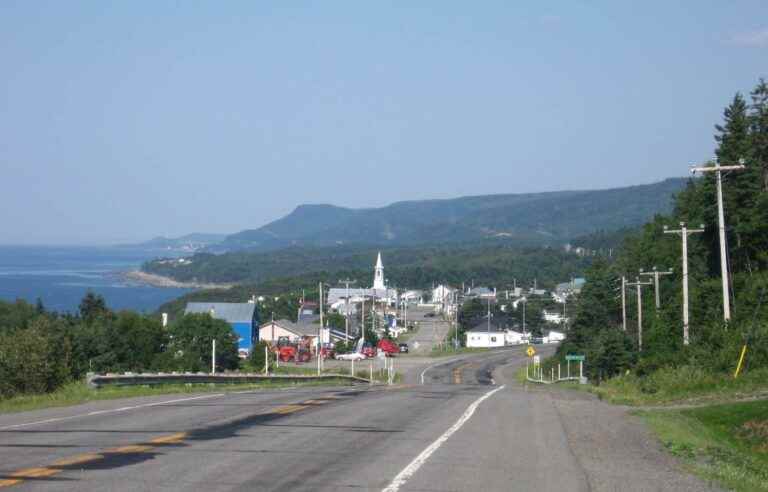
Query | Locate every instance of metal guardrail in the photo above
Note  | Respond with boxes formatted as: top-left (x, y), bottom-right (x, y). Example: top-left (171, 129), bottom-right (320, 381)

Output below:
top-left (86, 372), bottom-right (371, 388)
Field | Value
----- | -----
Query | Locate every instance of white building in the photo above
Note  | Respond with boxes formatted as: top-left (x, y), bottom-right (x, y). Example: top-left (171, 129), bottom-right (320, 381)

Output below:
top-left (545, 330), bottom-right (566, 343)
top-left (465, 327), bottom-right (505, 348)
top-left (543, 310), bottom-right (569, 325)
top-left (259, 319), bottom-right (329, 346)
top-left (432, 284), bottom-right (456, 304)
top-left (505, 330), bottom-right (526, 345)
top-left (325, 252), bottom-right (397, 305)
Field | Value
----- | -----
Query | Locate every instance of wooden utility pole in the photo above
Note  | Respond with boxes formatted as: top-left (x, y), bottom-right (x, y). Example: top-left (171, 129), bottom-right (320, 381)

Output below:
top-left (620, 276), bottom-right (627, 331)
top-left (626, 277), bottom-right (652, 351)
top-left (691, 160), bottom-right (746, 322)
top-left (640, 267), bottom-right (674, 310)
top-left (664, 223), bottom-right (704, 345)
top-left (338, 278), bottom-right (357, 342)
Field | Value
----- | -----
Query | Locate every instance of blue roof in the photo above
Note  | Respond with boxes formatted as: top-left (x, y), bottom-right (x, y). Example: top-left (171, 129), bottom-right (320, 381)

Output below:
top-left (185, 302), bottom-right (257, 324)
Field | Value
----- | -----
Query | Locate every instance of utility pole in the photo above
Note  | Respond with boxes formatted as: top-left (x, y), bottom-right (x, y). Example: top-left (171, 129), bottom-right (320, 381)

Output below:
top-left (620, 276), bottom-right (627, 331)
top-left (211, 339), bottom-right (216, 375)
top-left (664, 222), bottom-right (704, 345)
top-left (640, 267), bottom-right (674, 310)
top-left (338, 279), bottom-right (357, 343)
top-left (486, 295), bottom-right (491, 344)
top-left (626, 277), bottom-right (652, 351)
top-left (691, 160), bottom-right (746, 322)
top-left (317, 282), bottom-right (324, 374)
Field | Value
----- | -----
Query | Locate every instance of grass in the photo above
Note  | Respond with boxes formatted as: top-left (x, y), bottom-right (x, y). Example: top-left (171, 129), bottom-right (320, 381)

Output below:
top-left (586, 366), bottom-right (768, 406)
top-left (0, 376), bottom-right (356, 415)
top-left (428, 347), bottom-right (489, 358)
top-left (638, 400), bottom-right (768, 492)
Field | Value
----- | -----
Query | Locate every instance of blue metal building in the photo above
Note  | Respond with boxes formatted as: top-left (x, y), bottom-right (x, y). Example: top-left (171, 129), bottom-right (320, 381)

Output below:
top-left (184, 302), bottom-right (260, 354)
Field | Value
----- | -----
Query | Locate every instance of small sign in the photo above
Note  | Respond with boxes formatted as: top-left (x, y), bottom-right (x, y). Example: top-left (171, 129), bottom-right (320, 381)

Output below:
top-left (533, 355), bottom-right (540, 365)
top-left (526, 346), bottom-right (536, 357)
top-left (566, 354), bottom-right (585, 362)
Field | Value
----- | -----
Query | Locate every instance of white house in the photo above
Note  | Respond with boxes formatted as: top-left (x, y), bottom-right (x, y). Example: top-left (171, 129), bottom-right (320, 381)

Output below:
top-left (400, 290), bottom-right (423, 303)
top-left (543, 310), bottom-right (569, 325)
top-left (432, 285), bottom-right (456, 304)
top-left (465, 327), bottom-right (505, 348)
top-left (259, 319), bottom-right (329, 347)
top-left (504, 330), bottom-right (526, 345)
top-left (545, 330), bottom-right (566, 343)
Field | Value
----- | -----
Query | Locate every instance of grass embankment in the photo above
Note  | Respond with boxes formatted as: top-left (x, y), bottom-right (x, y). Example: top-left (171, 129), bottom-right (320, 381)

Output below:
top-left (0, 369), bottom-right (357, 415)
top-left (638, 400), bottom-right (768, 492)
top-left (586, 366), bottom-right (768, 406)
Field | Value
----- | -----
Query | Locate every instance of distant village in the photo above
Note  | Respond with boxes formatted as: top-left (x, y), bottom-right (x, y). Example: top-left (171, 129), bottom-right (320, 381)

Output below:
top-left (182, 252), bottom-right (585, 358)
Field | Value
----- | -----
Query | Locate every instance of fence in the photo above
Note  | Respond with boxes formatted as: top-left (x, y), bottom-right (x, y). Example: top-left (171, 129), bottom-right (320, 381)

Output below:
top-left (525, 360), bottom-right (588, 385)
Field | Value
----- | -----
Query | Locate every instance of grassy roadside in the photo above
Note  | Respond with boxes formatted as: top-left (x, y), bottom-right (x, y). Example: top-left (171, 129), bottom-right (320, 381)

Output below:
top-left (583, 367), bottom-right (768, 406)
top-left (636, 400), bottom-right (768, 492)
top-left (0, 373), bottom-right (356, 415)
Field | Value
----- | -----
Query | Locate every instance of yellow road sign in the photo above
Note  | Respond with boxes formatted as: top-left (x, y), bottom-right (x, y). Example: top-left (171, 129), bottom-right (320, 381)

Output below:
top-left (526, 346), bottom-right (536, 357)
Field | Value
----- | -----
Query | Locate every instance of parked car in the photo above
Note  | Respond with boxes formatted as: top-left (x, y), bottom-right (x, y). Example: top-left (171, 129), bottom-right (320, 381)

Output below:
top-left (335, 352), bottom-right (365, 361)
top-left (530, 337), bottom-right (544, 344)
top-left (424, 312), bottom-right (436, 318)
top-left (398, 343), bottom-right (409, 353)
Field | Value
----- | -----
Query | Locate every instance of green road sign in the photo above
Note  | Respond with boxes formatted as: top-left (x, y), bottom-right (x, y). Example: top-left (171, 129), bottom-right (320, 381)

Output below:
top-left (565, 354), bottom-right (585, 362)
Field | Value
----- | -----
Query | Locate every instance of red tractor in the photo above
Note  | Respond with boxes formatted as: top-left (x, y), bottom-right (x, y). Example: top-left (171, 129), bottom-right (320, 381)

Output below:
top-left (275, 336), bottom-right (312, 363)
top-left (377, 338), bottom-right (399, 356)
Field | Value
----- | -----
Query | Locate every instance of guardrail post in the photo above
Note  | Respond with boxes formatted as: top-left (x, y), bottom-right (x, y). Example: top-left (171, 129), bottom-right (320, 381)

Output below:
top-left (264, 346), bottom-right (269, 375)
top-left (351, 358), bottom-right (355, 378)
top-left (558, 364), bottom-right (561, 381)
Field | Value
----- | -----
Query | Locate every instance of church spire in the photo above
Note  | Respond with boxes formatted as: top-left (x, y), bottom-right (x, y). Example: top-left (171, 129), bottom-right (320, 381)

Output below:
top-left (373, 252), bottom-right (385, 290)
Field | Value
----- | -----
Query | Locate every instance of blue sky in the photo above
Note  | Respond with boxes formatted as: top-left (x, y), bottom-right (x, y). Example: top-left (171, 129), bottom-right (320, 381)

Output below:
top-left (1, 1), bottom-right (766, 244)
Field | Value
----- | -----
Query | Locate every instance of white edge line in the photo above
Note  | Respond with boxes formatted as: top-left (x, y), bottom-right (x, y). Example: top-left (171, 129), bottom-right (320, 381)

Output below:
top-left (382, 385), bottom-right (505, 492)
top-left (0, 393), bottom-right (224, 431)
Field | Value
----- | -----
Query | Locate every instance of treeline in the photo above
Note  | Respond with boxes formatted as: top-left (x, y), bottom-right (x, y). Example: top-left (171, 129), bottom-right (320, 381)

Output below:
top-left (143, 243), bottom-right (591, 288)
top-left (557, 79), bottom-right (768, 382)
top-left (0, 293), bottom-right (239, 399)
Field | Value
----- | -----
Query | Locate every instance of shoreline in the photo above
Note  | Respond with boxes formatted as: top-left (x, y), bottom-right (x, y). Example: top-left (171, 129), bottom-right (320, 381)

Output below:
top-left (124, 270), bottom-right (233, 290)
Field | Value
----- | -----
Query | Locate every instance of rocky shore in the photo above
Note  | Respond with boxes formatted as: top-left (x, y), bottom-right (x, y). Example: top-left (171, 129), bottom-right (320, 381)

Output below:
top-left (124, 270), bottom-right (233, 290)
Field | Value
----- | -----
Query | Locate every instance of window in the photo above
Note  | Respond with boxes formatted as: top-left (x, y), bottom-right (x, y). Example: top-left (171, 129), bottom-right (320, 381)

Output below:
top-left (491, 337), bottom-right (496, 342)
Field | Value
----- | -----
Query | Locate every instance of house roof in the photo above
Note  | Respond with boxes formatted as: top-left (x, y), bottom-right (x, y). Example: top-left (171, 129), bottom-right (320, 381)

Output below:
top-left (467, 323), bottom-right (505, 333)
top-left (185, 302), bottom-right (256, 323)
top-left (261, 319), bottom-right (321, 337)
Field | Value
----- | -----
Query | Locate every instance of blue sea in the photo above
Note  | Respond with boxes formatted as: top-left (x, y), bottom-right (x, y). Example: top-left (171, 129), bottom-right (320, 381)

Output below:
top-left (0, 246), bottom-right (192, 314)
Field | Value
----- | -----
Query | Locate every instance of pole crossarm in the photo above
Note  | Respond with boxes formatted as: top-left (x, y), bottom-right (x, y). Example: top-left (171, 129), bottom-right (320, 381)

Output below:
top-left (640, 267), bottom-right (674, 310)
top-left (690, 160), bottom-right (746, 322)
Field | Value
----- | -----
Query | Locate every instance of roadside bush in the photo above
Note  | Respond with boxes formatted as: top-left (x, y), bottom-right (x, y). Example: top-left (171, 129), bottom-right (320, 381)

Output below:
top-left (0, 318), bottom-right (72, 398)
top-left (249, 340), bottom-right (275, 370)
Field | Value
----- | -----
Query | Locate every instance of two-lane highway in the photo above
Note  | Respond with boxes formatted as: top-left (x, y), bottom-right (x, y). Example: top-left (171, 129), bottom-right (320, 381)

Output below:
top-left (0, 347), bottom-right (719, 491)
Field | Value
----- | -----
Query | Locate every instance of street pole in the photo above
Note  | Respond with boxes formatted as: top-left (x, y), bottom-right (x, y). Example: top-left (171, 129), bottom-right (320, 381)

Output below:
top-left (211, 339), bottom-right (216, 375)
top-left (486, 296), bottom-right (491, 345)
top-left (338, 279), bottom-right (357, 343)
top-left (664, 223), bottom-right (704, 345)
top-left (626, 277), bottom-right (652, 351)
top-left (640, 267), bottom-right (674, 310)
top-left (691, 160), bottom-right (746, 322)
top-left (621, 276), bottom-right (627, 331)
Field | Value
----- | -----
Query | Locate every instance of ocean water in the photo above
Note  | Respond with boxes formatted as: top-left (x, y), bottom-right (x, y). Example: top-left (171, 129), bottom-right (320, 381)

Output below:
top-left (0, 246), bottom-right (191, 314)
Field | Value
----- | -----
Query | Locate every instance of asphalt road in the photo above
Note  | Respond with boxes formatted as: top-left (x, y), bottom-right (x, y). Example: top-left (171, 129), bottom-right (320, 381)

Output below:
top-left (0, 347), bottom-right (719, 491)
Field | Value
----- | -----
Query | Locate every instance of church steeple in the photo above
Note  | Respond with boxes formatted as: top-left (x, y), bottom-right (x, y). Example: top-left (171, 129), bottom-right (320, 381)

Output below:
top-left (373, 252), bottom-right (385, 290)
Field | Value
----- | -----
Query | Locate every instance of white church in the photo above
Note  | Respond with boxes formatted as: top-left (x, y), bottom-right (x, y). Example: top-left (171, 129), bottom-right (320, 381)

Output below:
top-left (325, 252), bottom-right (398, 306)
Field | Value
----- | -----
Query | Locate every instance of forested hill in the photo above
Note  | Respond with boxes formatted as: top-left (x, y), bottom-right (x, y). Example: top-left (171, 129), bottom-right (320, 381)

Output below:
top-left (220, 178), bottom-right (686, 251)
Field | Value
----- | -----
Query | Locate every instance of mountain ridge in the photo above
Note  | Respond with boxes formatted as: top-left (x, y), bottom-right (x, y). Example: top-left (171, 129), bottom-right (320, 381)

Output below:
top-left (220, 177), bottom-right (688, 251)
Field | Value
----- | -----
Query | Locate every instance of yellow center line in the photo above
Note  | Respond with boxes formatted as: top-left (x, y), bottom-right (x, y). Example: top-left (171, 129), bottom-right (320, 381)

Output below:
top-left (52, 453), bottom-right (103, 467)
top-left (148, 432), bottom-right (188, 445)
top-left (105, 444), bottom-right (154, 454)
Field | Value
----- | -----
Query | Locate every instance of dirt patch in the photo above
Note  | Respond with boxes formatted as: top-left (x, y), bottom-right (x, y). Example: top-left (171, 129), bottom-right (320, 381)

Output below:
top-left (739, 419), bottom-right (768, 452)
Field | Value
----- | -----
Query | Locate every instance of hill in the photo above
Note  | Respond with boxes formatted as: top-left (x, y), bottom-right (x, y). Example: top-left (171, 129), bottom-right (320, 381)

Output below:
top-left (220, 178), bottom-right (686, 251)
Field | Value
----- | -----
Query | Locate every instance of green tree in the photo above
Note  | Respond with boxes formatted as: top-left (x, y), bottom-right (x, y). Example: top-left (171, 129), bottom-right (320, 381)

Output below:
top-left (79, 291), bottom-right (109, 321)
top-left (168, 314), bottom-right (239, 372)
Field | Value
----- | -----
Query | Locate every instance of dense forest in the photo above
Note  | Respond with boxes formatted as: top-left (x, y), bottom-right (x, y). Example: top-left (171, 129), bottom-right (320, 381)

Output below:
top-left (557, 79), bottom-right (768, 382)
top-left (0, 294), bottom-right (240, 399)
top-left (145, 243), bottom-right (592, 288)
